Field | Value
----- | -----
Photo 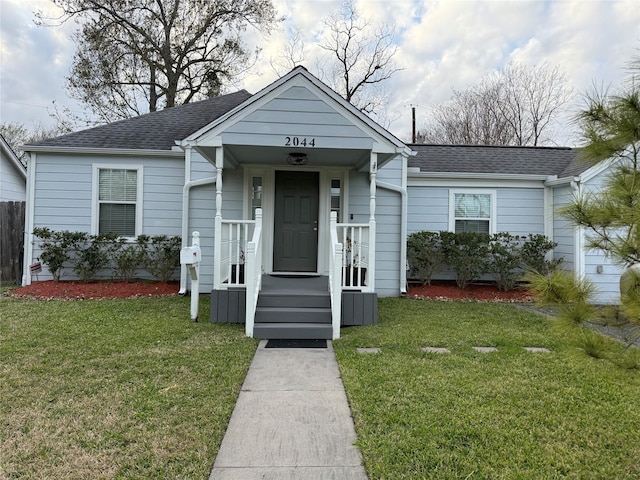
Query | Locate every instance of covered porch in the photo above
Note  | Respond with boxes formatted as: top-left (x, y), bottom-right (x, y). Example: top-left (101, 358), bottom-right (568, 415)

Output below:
top-left (205, 144), bottom-right (383, 340)
top-left (177, 66), bottom-right (411, 339)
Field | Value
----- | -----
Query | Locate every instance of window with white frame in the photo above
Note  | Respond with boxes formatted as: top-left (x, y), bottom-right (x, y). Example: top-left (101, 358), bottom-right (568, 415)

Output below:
top-left (449, 190), bottom-right (495, 234)
top-left (95, 167), bottom-right (142, 237)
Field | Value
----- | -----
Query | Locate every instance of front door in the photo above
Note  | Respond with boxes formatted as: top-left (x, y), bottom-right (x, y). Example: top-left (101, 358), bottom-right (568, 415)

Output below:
top-left (273, 171), bottom-right (319, 272)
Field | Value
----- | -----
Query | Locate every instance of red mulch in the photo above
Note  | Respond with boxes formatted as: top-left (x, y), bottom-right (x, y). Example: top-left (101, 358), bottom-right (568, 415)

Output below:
top-left (9, 279), bottom-right (534, 303)
top-left (407, 281), bottom-right (535, 303)
top-left (9, 280), bottom-right (180, 300)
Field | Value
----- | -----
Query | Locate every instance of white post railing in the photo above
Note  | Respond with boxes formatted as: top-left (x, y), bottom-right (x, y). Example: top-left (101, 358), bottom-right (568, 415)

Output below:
top-left (329, 212), bottom-right (343, 340)
top-left (214, 219), bottom-right (255, 289)
top-left (337, 222), bottom-right (372, 292)
top-left (245, 209), bottom-right (263, 337)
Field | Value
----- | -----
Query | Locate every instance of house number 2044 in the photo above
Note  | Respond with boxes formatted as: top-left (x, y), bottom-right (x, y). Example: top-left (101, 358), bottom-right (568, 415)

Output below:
top-left (285, 136), bottom-right (315, 147)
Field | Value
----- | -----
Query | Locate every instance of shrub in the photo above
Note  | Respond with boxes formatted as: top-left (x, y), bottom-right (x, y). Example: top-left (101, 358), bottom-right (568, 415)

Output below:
top-left (112, 239), bottom-right (145, 282)
top-left (440, 231), bottom-right (490, 289)
top-left (32, 228), bottom-right (79, 281)
top-left (407, 231), bottom-right (443, 285)
top-left (521, 234), bottom-right (562, 275)
top-left (70, 233), bottom-right (119, 282)
top-left (488, 233), bottom-right (523, 291)
top-left (139, 235), bottom-right (181, 282)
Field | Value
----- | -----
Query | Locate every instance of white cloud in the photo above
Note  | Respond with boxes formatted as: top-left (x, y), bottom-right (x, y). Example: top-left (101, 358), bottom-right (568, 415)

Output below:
top-left (1, 0), bottom-right (638, 145)
top-left (0, 0), bottom-right (79, 127)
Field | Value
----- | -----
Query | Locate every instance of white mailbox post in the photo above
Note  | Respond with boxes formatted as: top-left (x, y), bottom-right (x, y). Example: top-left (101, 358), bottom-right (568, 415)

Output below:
top-left (180, 231), bottom-right (202, 321)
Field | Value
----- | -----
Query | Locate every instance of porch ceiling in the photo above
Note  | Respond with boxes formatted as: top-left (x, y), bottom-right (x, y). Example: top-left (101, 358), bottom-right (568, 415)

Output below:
top-left (197, 144), bottom-right (394, 170)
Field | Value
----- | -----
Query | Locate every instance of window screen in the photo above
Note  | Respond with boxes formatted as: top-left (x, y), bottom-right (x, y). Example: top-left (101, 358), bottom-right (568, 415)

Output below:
top-left (98, 169), bottom-right (138, 236)
top-left (453, 193), bottom-right (491, 234)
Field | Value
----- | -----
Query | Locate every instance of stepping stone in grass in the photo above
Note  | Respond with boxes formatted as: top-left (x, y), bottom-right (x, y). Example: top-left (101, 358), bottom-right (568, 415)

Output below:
top-left (357, 347), bottom-right (381, 354)
top-left (473, 346), bottom-right (498, 353)
top-left (524, 347), bottom-right (551, 353)
top-left (421, 347), bottom-right (451, 354)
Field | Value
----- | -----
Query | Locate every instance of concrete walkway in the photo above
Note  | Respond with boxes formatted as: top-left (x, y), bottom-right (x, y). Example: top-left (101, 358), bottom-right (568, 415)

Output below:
top-left (209, 340), bottom-right (368, 480)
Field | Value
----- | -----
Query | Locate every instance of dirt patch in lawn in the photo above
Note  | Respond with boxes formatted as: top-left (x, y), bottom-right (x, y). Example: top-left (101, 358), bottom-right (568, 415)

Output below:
top-left (8, 280), bottom-right (180, 300)
top-left (408, 281), bottom-right (535, 303)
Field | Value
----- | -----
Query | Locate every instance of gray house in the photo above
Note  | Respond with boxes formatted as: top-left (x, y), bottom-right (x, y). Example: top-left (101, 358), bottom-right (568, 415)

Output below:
top-left (22, 66), bottom-right (621, 338)
top-left (1, 134), bottom-right (26, 202)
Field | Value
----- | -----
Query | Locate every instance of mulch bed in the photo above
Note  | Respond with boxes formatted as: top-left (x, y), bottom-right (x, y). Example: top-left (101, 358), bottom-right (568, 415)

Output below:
top-left (9, 280), bottom-right (180, 300)
top-left (407, 281), bottom-right (535, 303)
top-left (8, 279), bottom-right (534, 302)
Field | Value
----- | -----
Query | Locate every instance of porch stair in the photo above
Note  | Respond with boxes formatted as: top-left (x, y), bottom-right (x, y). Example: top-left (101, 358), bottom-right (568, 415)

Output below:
top-left (253, 275), bottom-right (333, 340)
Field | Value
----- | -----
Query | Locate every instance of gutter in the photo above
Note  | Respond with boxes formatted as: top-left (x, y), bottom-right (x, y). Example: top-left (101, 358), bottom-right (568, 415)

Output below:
top-left (376, 179), bottom-right (408, 295)
top-left (24, 145), bottom-right (184, 158)
top-left (178, 144), bottom-right (216, 295)
top-left (570, 177), bottom-right (585, 279)
top-left (179, 176), bottom-right (216, 294)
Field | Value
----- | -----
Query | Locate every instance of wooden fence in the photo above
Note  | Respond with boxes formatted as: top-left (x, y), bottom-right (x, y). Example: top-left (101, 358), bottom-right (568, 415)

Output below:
top-left (0, 201), bottom-right (25, 284)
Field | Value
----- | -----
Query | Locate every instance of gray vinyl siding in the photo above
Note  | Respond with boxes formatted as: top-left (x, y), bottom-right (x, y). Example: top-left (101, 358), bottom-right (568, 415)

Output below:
top-left (376, 155), bottom-right (404, 186)
top-left (407, 184), bottom-right (548, 282)
top-left (495, 188), bottom-right (544, 235)
top-left (1, 154), bottom-right (26, 201)
top-left (190, 150), bottom-right (216, 181)
top-left (348, 169), bottom-right (401, 297)
top-left (31, 153), bottom-right (184, 281)
top-left (187, 167), bottom-right (243, 291)
top-left (407, 187), bottom-right (449, 233)
top-left (223, 86), bottom-right (372, 149)
top-left (581, 170), bottom-right (624, 304)
top-left (407, 185), bottom-right (545, 236)
top-left (552, 185), bottom-right (575, 271)
top-left (585, 250), bottom-right (623, 304)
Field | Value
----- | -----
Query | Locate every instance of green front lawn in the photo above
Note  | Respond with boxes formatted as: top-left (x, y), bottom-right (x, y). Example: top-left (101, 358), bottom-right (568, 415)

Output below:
top-left (0, 297), bottom-right (257, 479)
top-left (334, 298), bottom-right (640, 479)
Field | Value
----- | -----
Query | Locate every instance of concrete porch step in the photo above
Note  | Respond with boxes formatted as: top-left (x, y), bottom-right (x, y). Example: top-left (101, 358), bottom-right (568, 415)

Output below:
top-left (253, 322), bottom-right (333, 340)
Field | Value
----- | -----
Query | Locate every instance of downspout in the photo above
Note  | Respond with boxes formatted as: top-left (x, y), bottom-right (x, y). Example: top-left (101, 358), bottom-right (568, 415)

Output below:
top-left (376, 179), bottom-right (408, 295)
top-left (570, 177), bottom-right (584, 278)
top-left (178, 142), bottom-right (214, 295)
top-left (179, 176), bottom-right (216, 294)
top-left (22, 152), bottom-right (37, 286)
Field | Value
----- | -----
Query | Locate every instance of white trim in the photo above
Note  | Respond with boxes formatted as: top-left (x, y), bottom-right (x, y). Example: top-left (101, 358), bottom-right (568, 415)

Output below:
top-left (409, 176), bottom-right (547, 189)
top-left (544, 185), bottom-right (554, 241)
top-left (22, 152), bottom-right (37, 286)
top-left (25, 145), bottom-right (184, 158)
top-left (185, 67), bottom-right (409, 155)
top-left (91, 164), bottom-right (144, 238)
top-left (572, 180), bottom-right (586, 278)
top-left (579, 157), bottom-right (618, 184)
top-left (448, 189), bottom-right (497, 234)
top-left (1, 134), bottom-right (26, 180)
top-left (242, 165), bottom-right (350, 276)
top-left (377, 179), bottom-right (407, 294)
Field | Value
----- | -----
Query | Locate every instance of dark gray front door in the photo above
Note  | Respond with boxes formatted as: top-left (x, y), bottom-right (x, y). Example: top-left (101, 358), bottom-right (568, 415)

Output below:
top-left (273, 171), bottom-right (319, 272)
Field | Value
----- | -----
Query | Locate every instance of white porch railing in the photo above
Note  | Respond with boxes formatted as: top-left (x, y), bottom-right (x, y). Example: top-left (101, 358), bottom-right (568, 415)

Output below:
top-left (329, 212), bottom-right (343, 340)
top-left (245, 209), bottom-right (263, 337)
top-left (214, 217), bottom-right (256, 289)
top-left (336, 221), bottom-right (373, 292)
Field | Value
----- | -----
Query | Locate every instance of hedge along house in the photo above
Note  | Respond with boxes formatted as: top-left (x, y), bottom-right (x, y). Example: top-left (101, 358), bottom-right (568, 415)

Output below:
top-left (22, 66), bottom-right (624, 338)
top-left (23, 66), bottom-right (412, 339)
top-left (406, 144), bottom-right (625, 304)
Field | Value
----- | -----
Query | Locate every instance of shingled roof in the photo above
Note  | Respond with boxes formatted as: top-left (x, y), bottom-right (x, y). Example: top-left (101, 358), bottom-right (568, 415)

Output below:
top-left (27, 90), bottom-right (252, 151)
top-left (408, 144), bottom-right (593, 179)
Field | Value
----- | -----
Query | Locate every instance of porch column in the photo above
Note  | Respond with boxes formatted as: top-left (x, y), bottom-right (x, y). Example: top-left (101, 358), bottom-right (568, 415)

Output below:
top-left (368, 152), bottom-right (377, 292)
top-left (213, 146), bottom-right (223, 289)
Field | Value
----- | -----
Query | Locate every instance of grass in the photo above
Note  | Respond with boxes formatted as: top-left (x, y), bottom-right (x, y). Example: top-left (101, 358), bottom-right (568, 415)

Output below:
top-left (0, 296), bottom-right (257, 479)
top-left (334, 298), bottom-right (640, 479)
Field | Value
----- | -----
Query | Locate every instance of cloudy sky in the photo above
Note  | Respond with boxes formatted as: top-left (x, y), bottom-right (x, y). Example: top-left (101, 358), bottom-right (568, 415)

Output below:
top-left (1, 0), bottom-right (638, 146)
